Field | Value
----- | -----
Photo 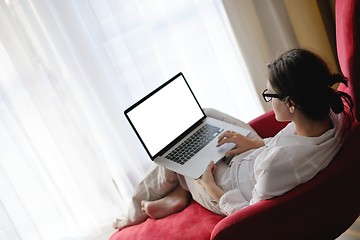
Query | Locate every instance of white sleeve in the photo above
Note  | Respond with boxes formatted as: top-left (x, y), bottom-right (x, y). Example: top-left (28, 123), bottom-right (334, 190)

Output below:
top-left (250, 148), bottom-right (299, 205)
top-left (263, 137), bottom-right (273, 145)
top-left (219, 189), bottom-right (250, 216)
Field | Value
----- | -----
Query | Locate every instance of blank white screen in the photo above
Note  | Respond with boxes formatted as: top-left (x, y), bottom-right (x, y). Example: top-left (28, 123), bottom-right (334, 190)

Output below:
top-left (126, 74), bottom-right (204, 157)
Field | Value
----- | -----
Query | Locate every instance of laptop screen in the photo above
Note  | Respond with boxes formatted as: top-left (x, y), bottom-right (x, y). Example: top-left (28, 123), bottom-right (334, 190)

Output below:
top-left (125, 73), bottom-right (205, 158)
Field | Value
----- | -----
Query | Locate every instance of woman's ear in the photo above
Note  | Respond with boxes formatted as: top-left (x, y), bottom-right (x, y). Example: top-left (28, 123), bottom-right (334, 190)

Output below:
top-left (285, 98), bottom-right (296, 113)
top-left (289, 105), bottom-right (295, 113)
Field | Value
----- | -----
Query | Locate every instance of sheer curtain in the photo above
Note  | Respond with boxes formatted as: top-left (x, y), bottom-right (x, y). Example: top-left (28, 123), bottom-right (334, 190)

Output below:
top-left (222, 0), bottom-right (337, 112)
top-left (0, 0), bottom-right (262, 239)
top-left (222, 0), bottom-right (299, 112)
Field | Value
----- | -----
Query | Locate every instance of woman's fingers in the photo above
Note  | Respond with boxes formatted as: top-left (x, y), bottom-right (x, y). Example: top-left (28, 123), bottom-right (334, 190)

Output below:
top-left (217, 130), bottom-right (263, 157)
top-left (204, 161), bottom-right (215, 174)
top-left (217, 130), bottom-right (246, 146)
top-left (217, 130), bottom-right (236, 142)
top-left (217, 130), bottom-right (237, 146)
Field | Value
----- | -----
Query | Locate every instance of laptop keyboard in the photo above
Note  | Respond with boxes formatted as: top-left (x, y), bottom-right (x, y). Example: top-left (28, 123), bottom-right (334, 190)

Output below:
top-left (165, 124), bottom-right (223, 165)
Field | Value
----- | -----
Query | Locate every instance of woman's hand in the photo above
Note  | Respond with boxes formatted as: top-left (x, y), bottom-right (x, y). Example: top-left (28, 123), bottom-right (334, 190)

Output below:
top-left (217, 130), bottom-right (264, 157)
top-left (197, 161), bottom-right (224, 203)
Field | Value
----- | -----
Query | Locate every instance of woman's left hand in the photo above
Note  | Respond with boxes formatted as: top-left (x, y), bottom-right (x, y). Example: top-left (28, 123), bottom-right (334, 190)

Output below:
top-left (197, 161), bottom-right (224, 203)
top-left (198, 161), bottom-right (216, 185)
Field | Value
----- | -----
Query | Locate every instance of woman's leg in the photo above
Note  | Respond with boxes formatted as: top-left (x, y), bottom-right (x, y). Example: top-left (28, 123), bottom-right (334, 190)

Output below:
top-left (113, 164), bottom-right (180, 230)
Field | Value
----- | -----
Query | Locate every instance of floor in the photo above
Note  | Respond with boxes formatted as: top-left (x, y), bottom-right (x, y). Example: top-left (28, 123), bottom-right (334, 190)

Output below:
top-left (337, 217), bottom-right (360, 240)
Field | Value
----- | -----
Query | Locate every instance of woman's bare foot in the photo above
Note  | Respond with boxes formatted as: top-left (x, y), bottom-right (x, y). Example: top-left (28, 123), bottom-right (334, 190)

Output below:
top-left (113, 217), bottom-right (135, 230)
top-left (113, 214), bottom-right (148, 230)
top-left (113, 218), bottom-right (126, 230)
top-left (141, 186), bottom-right (191, 219)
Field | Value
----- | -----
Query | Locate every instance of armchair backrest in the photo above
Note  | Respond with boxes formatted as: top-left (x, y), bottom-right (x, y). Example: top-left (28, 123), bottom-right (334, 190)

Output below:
top-left (336, 0), bottom-right (360, 122)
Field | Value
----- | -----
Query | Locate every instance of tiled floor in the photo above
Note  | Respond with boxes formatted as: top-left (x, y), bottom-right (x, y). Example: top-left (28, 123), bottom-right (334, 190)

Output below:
top-left (337, 217), bottom-right (360, 240)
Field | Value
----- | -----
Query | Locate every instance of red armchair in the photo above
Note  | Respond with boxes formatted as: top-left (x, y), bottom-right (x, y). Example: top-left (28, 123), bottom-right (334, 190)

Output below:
top-left (110, 0), bottom-right (360, 239)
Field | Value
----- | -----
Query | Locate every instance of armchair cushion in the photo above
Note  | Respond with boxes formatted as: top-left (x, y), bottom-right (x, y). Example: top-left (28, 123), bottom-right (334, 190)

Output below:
top-left (109, 201), bottom-right (223, 240)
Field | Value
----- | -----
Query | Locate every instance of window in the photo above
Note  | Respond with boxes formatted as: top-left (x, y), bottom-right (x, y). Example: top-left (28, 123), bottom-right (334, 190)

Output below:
top-left (0, 0), bottom-right (262, 239)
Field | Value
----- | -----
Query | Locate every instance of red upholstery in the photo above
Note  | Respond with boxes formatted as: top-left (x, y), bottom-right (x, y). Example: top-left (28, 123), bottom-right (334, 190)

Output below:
top-left (109, 0), bottom-right (360, 239)
top-left (336, 0), bottom-right (360, 120)
top-left (247, 111), bottom-right (289, 138)
top-left (110, 201), bottom-right (223, 240)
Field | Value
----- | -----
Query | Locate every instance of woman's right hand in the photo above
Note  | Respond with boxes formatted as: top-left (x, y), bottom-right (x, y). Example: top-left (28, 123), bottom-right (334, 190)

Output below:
top-left (217, 130), bottom-right (264, 157)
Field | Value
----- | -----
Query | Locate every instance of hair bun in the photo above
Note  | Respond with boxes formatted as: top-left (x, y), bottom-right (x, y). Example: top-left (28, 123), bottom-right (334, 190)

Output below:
top-left (329, 89), bottom-right (344, 113)
top-left (328, 73), bottom-right (348, 87)
top-left (327, 74), bottom-right (351, 114)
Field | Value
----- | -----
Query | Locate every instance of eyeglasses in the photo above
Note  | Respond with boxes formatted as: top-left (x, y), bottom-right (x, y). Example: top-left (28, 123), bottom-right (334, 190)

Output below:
top-left (262, 89), bottom-right (287, 102)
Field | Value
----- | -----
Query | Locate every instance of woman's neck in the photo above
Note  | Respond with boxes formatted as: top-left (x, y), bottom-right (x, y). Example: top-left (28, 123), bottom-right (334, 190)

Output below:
top-left (294, 115), bottom-right (333, 137)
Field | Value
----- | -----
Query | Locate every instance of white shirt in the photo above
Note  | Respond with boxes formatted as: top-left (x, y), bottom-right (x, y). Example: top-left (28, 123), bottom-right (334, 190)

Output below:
top-left (218, 113), bottom-right (346, 216)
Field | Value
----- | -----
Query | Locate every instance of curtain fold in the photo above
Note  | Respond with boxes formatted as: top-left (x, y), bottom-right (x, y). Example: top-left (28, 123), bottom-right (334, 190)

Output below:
top-left (0, 0), bottom-right (262, 239)
top-left (222, 0), bottom-right (336, 112)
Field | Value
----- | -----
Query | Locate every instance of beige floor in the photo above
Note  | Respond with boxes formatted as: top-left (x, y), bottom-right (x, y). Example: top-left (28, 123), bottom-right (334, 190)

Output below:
top-left (337, 217), bottom-right (360, 240)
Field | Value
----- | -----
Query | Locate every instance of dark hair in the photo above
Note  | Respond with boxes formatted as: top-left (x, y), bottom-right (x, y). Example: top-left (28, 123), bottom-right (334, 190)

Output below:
top-left (267, 48), bottom-right (353, 121)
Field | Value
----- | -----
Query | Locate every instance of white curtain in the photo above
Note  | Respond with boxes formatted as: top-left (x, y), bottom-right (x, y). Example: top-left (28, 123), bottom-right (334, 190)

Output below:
top-left (221, 0), bottom-right (299, 112)
top-left (0, 0), bottom-right (262, 239)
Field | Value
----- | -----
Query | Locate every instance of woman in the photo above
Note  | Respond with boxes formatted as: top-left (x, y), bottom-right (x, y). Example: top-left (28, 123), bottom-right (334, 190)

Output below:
top-left (113, 48), bottom-right (353, 230)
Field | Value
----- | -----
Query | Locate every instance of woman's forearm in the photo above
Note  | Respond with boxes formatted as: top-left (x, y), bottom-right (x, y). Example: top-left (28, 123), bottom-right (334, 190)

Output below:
top-left (203, 182), bottom-right (225, 203)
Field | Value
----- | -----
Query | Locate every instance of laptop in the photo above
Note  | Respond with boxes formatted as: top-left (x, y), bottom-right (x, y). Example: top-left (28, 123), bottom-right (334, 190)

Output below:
top-left (124, 72), bottom-right (250, 179)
